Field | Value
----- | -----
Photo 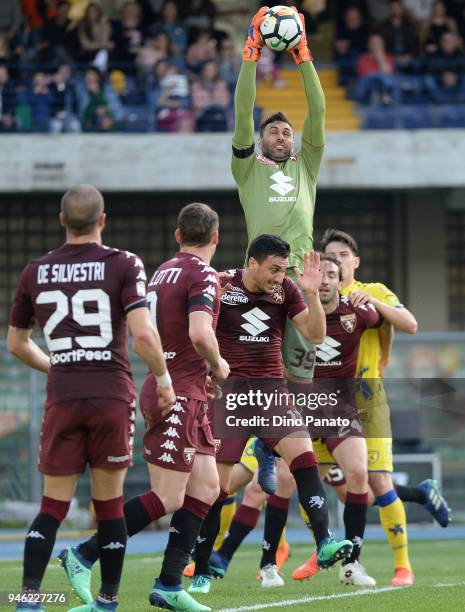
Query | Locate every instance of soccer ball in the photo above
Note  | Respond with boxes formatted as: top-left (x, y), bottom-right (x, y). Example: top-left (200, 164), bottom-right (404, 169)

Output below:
top-left (259, 6), bottom-right (302, 52)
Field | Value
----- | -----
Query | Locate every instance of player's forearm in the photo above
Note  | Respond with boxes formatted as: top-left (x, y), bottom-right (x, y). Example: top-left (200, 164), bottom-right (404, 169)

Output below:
top-left (132, 327), bottom-right (169, 378)
top-left (300, 61), bottom-right (325, 148)
top-left (372, 300), bottom-right (418, 334)
top-left (302, 292), bottom-right (326, 343)
top-left (378, 322), bottom-right (394, 368)
top-left (233, 62), bottom-right (257, 147)
top-left (191, 327), bottom-right (222, 369)
top-left (7, 337), bottom-right (50, 373)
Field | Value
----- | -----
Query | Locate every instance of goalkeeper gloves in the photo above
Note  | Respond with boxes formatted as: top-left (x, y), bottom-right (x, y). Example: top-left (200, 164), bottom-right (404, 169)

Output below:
top-left (289, 8), bottom-right (313, 64)
top-left (242, 6), bottom-right (269, 62)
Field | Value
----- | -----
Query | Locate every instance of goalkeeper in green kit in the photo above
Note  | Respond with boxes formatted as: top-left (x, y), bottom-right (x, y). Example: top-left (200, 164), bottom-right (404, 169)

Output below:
top-left (232, 6), bottom-right (325, 386)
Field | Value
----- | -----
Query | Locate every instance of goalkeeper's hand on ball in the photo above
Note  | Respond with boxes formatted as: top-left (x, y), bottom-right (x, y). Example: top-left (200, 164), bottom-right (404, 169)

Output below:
top-left (243, 6), bottom-right (268, 62)
top-left (289, 7), bottom-right (313, 64)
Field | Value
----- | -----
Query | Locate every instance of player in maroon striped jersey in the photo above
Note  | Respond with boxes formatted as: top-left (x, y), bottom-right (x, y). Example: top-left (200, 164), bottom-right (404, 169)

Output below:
top-left (187, 235), bottom-right (353, 593)
top-left (8, 185), bottom-right (174, 612)
top-left (61, 203), bottom-right (229, 612)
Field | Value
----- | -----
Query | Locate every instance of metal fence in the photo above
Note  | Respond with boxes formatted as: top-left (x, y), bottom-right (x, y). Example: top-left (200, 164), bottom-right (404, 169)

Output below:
top-left (1, 333), bottom-right (464, 523)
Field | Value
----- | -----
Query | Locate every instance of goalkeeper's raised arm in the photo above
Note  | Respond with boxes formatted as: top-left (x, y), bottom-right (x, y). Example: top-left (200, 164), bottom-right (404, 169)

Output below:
top-left (230, 6), bottom-right (327, 384)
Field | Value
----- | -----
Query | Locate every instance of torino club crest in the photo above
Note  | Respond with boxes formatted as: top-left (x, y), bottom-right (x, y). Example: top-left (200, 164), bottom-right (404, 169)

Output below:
top-left (271, 284), bottom-right (285, 304)
top-left (340, 313), bottom-right (357, 333)
top-left (183, 447), bottom-right (196, 465)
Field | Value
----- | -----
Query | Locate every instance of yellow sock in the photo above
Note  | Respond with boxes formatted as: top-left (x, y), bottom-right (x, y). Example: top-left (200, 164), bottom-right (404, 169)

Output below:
top-left (214, 494), bottom-right (236, 549)
top-left (377, 491), bottom-right (412, 572)
top-left (279, 527), bottom-right (286, 547)
top-left (299, 502), bottom-right (313, 532)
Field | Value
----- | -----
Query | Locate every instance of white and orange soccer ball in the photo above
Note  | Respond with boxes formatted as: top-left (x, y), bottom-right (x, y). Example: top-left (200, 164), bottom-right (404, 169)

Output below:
top-left (259, 5), bottom-right (303, 52)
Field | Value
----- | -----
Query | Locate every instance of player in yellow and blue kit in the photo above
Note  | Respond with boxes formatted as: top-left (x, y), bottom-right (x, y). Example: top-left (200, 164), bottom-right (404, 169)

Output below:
top-left (320, 228), bottom-right (450, 586)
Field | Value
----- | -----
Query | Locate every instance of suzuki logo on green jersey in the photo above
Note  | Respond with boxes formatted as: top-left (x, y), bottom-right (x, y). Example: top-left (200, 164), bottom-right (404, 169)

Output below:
top-left (270, 171), bottom-right (295, 196)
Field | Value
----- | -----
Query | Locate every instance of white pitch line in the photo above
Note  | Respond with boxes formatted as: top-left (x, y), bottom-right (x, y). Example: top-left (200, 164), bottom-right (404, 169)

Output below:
top-left (217, 581), bottom-right (465, 612)
top-left (217, 586), bottom-right (402, 612)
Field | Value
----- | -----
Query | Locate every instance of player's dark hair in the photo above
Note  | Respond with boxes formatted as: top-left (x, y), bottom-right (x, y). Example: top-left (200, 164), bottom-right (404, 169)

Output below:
top-left (247, 234), bottom-right (290, 264)
top-left (320, 253), bottom-right (344, 281)
top-left (260, 112), bottom-right (293, 136)
top-left (320, 228), bottom-right (359, 256)
top-left (61, 184), bottom-right (104, 236)
top-left (178, 202), bottom-right (219, 246)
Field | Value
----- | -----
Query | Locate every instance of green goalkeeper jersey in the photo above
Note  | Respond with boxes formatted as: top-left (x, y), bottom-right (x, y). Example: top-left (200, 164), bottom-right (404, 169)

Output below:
top-left (232, 61), bottom-right (325, 270)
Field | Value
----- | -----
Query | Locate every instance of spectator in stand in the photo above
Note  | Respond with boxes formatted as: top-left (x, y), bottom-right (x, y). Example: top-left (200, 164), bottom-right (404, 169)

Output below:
top-left (0, 32), bottom-right (14, 65)
top-left (0, 0), bottom-right (23, 46)
top-left (78, 1), bottom-right (113, 63)
top-left (425, 31), bottom-right (465, 102)
top-left (191, 59), bottom-right (230, 131)
top-left (21, 0), bottom-right (51, 32)
top-left (136, 30), bottom-right (182, 76)
top-left (0, 29), bottom-right (22, 76)
top-left (138, 0), bottom-right (164, 23)
top-left (152, 60), bottom-right (192, 132)
top-left (49, 63), bottom-right (81, 132)
top-left (218, 37), bottom-right (241, 92)
top-left (334, 6), bottom-right (369, 83)
top-left (180, 0), bottom-right (216, 35)
top-left (367, 0), bottom-right (390, 22)
top-left (185, 28), bottom-right (217, 73)
top-left (0, 64), bottom-right (16, 132)
top-left (403, 0), bottom-right (434, 19)
top-left (21, 0), bottom-right (56, 50)
top-left (149, 0), bottom-right (188, 57)
top-left (357, 33), bottom-right (397, 104)
top-left (420, 0), bottom-right (458, 56)
top-left (287, 0), bottom-right (319, 35)
top-left (38, 1), bottom-right (80, 64)
top-left (110, 1), bottom-right (145, 72)
top-left (77, 66), bottom-right (124, 131)
top-left (380, 0), bottom-right (419, 73)
top-left (24, 71), bottom-right (56, 131)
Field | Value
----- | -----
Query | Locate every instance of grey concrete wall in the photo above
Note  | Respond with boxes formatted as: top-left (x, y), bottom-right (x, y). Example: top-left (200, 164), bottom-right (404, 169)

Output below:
top-left (0, 131), bottom-right (465, 192)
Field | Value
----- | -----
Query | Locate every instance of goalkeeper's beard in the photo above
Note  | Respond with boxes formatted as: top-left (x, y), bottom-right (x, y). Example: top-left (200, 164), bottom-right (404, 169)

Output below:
top-left (262, 142), bottom-right (293, 163)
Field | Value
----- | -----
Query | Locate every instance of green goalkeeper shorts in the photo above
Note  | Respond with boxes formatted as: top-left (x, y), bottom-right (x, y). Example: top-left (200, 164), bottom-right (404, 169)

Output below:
top-left (282, 317), bottom-right (316, 379)
top-left (281, 269), bottom-right (315, 379)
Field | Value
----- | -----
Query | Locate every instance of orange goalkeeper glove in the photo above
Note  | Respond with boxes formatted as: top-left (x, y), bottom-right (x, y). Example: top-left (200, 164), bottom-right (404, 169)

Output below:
top-left (289, 8), bottom-right (313, 64)
top-left (242, 6), bottom-right (269, 62)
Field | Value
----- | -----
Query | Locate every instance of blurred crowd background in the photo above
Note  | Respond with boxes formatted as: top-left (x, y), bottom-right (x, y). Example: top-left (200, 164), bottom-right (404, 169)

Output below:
top-left (0, 0), bottom-right (464, 133)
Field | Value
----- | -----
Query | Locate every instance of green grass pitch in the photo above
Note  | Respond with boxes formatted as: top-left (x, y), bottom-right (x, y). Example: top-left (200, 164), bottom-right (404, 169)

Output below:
top-left (1, 540), bottom-right (464, 611)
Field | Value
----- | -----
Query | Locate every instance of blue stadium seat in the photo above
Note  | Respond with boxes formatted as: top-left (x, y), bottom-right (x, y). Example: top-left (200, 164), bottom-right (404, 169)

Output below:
top-left (122, 105), bottom-right (150, 132)
top-left (401, 105), bottom-right (434, 129)
top-left (398, 76), bottom-right (428, 105)
top-left (435, 105), bottom-right (465, 128)
top-left (363, 107), bottom-right (396, 129)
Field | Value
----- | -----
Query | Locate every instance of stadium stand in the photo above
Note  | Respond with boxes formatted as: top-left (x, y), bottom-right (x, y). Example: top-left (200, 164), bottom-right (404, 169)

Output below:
top-left (0, 0), bottom-right (463, 133)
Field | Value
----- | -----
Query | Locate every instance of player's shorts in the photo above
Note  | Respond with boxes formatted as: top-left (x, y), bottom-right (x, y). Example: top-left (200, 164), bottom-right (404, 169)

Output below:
top-left (366, 437), bottom-right (393, 472)
top-left (213, 377), bottom-right (309, 464)
top-left (357, 379), bottom-right (392, 439)
top-left (281, 270), bottom-right (315, 380)
top-left (141, 394), bottom-right (215, 473)
top-left (357, 379), bottom-right (393, 472)
top-left (239, 437), bottom-right (258, 474)
top-left (313, 437), bottom-right (393, 472)
top-left (39, 398), bottom-right (135, 475)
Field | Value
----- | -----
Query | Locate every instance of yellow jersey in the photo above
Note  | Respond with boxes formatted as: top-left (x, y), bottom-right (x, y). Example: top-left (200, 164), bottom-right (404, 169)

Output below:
top-left (341, 280), bottom-right (402, 379)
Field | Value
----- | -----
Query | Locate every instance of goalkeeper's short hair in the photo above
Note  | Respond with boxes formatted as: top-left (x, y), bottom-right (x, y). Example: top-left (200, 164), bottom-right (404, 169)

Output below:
top-left (260, 112), bottom-right (293, 136)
